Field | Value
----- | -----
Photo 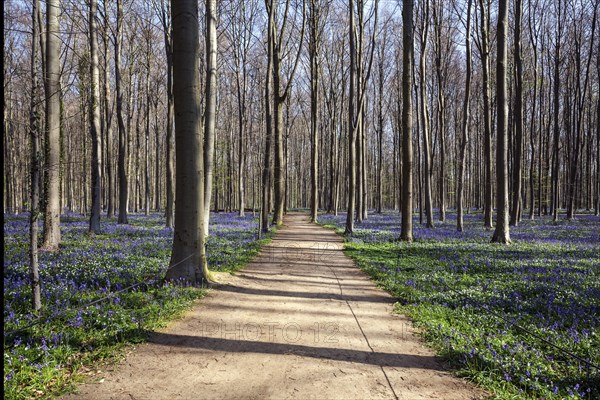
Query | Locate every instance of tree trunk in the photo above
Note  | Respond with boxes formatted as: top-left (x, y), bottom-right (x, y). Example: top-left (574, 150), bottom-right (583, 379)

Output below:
top-left (204, 0), bottom-right (217, 236)
top-left (527, 0), bottom-right (539, 220)
top-left (418, 0), bottom-right (433, 228)
top-left (102, 1), bottom-right (114, 219)
top-left (457, 0), bottom-right (472, 233)
top-left (159, 0), bottom-right (175, 228)
top-left (551, 1), bottom-right (563, 221)
top-left (400, 0), bottom-right (414, 242)
top-left (272, 66), bottom-right (285, 226)
top-left (144, 39), bottom-right (151, 216)
top-left (89, 0), bottom-right (102, 234)
top-left (30, 0), bottom-right (42, 312)
top-left (115, 0), bottom-right (128, 224)
top-left (345, 0), bottom-right (358, 234)
top-left (261, 1), bottom-right (275, 233)
top-left (510, 0), bottom-right (524, 226)
top-left (478, 0), bottom-right (493, 229)
top-left (42, 0), bottom-right (62, 250)
top-left (166, 0), bottom-right (210, 284)
top-left (309, 0), bottom-right (320, 223)
top-left (432, 0), bottom-right (446, 222)
top-left (491, 0), bottom-right (511, 244)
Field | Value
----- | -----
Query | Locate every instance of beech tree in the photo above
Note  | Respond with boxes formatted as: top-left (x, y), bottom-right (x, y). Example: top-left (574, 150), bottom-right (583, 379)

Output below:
top-left (89, 0), bottom-right (102, 234)
top-left (203, 0), bottom-right (217, 236)
top-left (265, 0), bottom-right (306, 227)
top-left (400, 0), bottom-right (414, 242)
top-left (42, 0), bottom-right (62, 250)
top-left (166, 0), bottom-right (210, 283)
top-left (491, 0), bottom-right (511, 244)
top-left (30, 0), bottom-right (42, 312)
top-left (115, 0), bottom-right (128, 224)
top-left (456, 0), bottom-right (472, 232)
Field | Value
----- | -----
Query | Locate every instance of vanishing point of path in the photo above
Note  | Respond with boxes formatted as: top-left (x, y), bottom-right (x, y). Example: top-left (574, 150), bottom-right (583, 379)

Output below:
top-left (63, 213), bottom-right (487, 400)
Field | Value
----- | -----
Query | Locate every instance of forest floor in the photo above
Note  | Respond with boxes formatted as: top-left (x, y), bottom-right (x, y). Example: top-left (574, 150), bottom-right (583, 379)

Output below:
top-left (62, 213), bottom-right (487, 400)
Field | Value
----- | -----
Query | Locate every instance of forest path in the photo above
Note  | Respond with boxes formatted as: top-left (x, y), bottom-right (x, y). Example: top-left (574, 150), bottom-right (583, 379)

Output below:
top-left (63, 213), bottom-right (486, 400)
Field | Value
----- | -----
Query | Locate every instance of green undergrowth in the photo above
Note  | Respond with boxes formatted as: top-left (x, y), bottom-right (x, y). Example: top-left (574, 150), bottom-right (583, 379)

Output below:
top-left (4, 213), bottom-right (275, 400)
top-left (318, 213), bottom-right (600, 400)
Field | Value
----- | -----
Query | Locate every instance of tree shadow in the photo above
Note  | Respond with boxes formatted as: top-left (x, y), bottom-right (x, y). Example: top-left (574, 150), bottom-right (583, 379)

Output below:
top-left (146, 330), bottom-right (445, 370)
top-left (216, 284), bottom-right (395, 304)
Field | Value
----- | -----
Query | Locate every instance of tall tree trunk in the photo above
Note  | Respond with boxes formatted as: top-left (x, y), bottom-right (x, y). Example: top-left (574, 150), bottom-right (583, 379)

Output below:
top-left (89, 0), bottom-right (102, 234)
top-left (102, 1), bottom-right (114, 219)
top-left (491, 0), bottom-right (511, 244)
top-left (457, 0), bottom-right (472, 232)
top-left (478, 0), bottom-right (493, 229)
top-left (510, 0), bottom-right (524, 226)
top-left (551, 1), bottom-right (563, 221)
top-left (166, 0), bottom-right (210, 284)
top-left (376, 41), bottom-right (384, 214)
top-left (596, 47), bottom-right (600, 215)
top-left (261, 1), bottom-right (275, 233)
top-left (432, 0), bottom-right (446, 222)
top-left (345, 0), bottom-right (358, 234)
top-left (144, 37), bottom-right (151, 216)
top-left (309, 0), bottom-right (320, 223)
top-left (273, 92), bottom-right (285, 226)
top-left (159, 0), bottom-right (175, 228)
top-left (418, 0), bottom-right (433, 228)
top-left (400, 0), bottom-right (414, 242)
top-left (154, 99), bottom-right (161, 211)
top-left (42, 0), bottom-right (62, 250)
top-left (527, 0), bottom-right (539, 220)
top-left (204, 0), bottom-right (217, 236)
top-left (29, 0), bottom-right (42, 312)
top-left (115, 0), bottom-right (128, 224)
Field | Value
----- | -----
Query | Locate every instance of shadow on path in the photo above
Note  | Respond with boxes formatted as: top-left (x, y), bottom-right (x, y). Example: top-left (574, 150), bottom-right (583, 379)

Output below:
top-left (147, 331), bottom-right (444, 370)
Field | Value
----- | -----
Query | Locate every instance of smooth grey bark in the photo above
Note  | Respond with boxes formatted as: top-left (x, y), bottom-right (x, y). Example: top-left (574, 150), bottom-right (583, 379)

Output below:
top-left (115, 0), bottom-right (128, 224)
top-left (102, 1), bottom-right (115, 219)
top-left (597, 43), bottom-right (600, 216)
top-left (154, 97), bottom-right (161, 211)
top-left (166, 0), bottom-right (210, 284)
top-left (510, 0), bottom-right (524, 226)
top-left (551, 0), bottom-right (563, 221)
top-left (457, 0), bottom-right (472, 233)
top-left (400, 0), bottom-right (414, 242)
top-left (432, 0), bottom-right (446, 222)
top-left (309, 0), bottom-right (322, 223)
top-left (345, 0), bottom-right (358, 234)
top-left (477, 0), bottom-right (493, 229)
top-left (203, 0), bottom-right (217, 236)
top-left (491, 0), bottom-right (511, 244)
top-left (375, 31), bottom-right (386, 214)
top-left (159, 0), bottom-right (174, 228)
top-left (144, 27), bottom-right (151, 216)
top-left (42, 0), bottom-right (62, 250)
top-left (89, 0), bottom-right (102, 234)
top-left (527, 0), bottom-right (539, 220)
top-left (29, 0), bottom-right (42, 312)
top-left (417, 0), bottom-right (433, 228)
top-left (261, 0), bottom-right (275, 233)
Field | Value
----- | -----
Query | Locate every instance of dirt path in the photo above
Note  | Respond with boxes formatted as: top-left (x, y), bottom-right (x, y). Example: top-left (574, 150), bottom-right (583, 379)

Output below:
top-left (63, 213), bottom-right (487, 400)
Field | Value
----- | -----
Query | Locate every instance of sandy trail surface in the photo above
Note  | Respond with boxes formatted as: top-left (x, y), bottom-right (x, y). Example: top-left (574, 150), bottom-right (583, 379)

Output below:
top-left (63, 213), bottom-right (487, 400)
